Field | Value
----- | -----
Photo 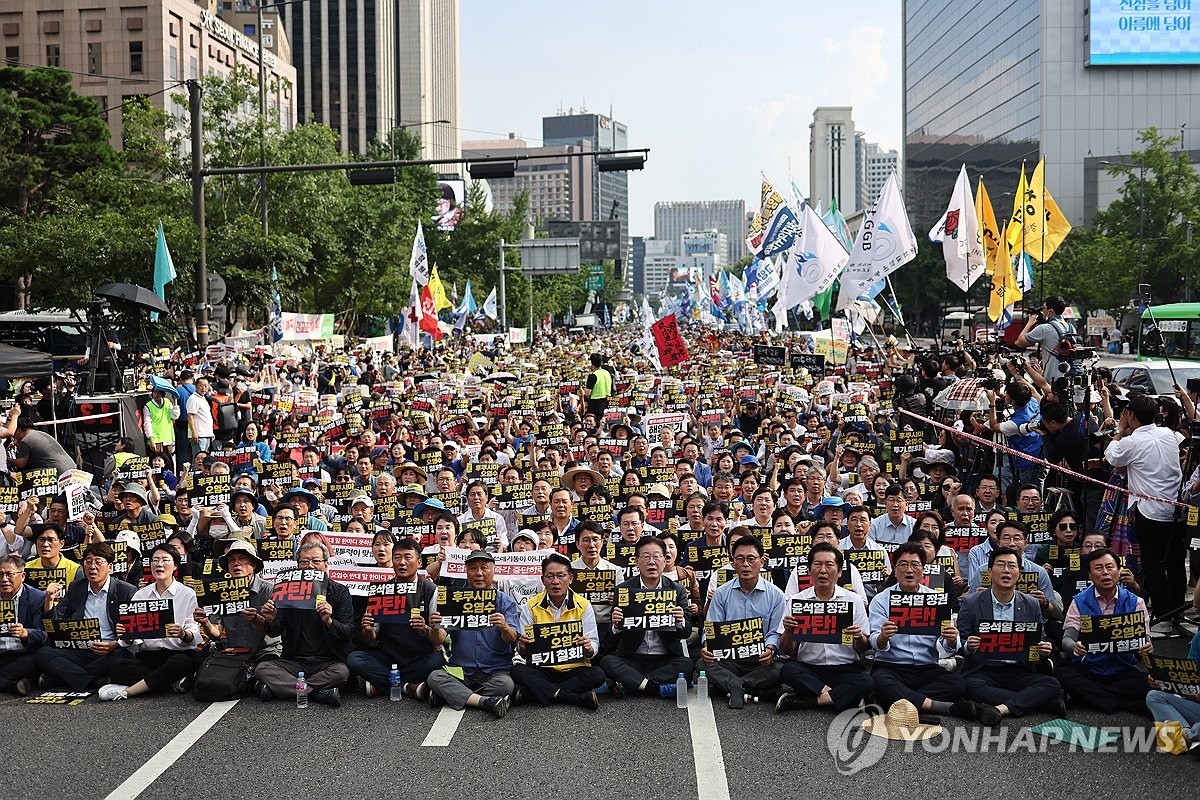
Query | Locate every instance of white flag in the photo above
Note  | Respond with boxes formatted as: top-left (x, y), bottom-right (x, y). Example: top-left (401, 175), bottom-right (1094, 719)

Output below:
top-left (401, 282), bottom-right (421, 348)
top-left (408, 222), bottom-right (430, 286)
top-left (482, 286), bottom-right (498, 320)
top-left (836, 173), bottom-right (918, 312)
top-left (929, 164), bottom-right (985, 291)
top-left (641, 296), bottom-right (656, 324)
top-left (779, 204), bottom-right (850, 311)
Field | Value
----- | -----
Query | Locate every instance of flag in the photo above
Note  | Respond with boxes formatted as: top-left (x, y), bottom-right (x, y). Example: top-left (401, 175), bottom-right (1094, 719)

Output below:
top-left (269, 265), bottom-right (283, 343)
top-left (929, 164), bottom-right (985, 291)
top-left (1005, 164), bottom-right (1029, 254)
top-left (408, 222), bottom-right (429, 286)
top-left (151, 222), bottom-right (176, 323)
top-left (640, 295), bottom-right (655, 324)
top-left (812, 285), bottom-right (833, 321)
top-left (419, 285), bottom-right (442, 340)
top-left (975, 177), bottom-right (1001, 276)
top-left (836, 173), bottom-right (919, 311)
top-left (755, 256), bottom-right (780, 302)
top-left (988, 223), bottom-right (1021, 323)
top-left (428, 265), bottom-right (452, 311)
top-left (778, 204), bottom-right (851, 312)
top-left (821, 200), bottom-right (853, 251)
top-left (1010, 159), bottom-right (1072, 261)
top-left (482, 286), bottom-right (498, 320)
top-left (650, 314), bottom-right (689, 367)
top-left (745, 177), bottom-right (801, 259)
top-left (402, 281), bottom-right (421, 348)
top-left (455, 280), bottom-right (478, 316)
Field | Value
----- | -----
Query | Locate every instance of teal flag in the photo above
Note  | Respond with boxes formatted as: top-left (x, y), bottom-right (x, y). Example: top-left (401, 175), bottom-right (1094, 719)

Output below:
top-left (152, 223), bottom-right (176, 322)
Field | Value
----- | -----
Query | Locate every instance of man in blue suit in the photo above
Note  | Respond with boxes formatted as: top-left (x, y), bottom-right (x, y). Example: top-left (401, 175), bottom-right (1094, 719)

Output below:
top-left (956, 547), bottom-right (1062, 719)
top-left (0, 554), bottom-right (46, 695)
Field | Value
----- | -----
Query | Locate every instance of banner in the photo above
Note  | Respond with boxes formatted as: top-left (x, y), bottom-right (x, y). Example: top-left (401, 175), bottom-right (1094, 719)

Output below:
top-left (703, 616), bottom-right (765, 660)
top-left (118, 599), bottom-right (174, 639)
top-left (789, 598), bottom-right (855, 644)
top-left (888, 591), bottom-right (951, 635)
top-left (270, 568), bottom-right (328, 610)
top-left (524, 619), bottom-right (586, 667)
top-left (615, 585), bottom-right (678, 630)
top-left (363, 581), bottom-right (419, 623)
top-left (650, 314), bottom-right (689, 368)
top-left (280, 312), bottom-right (335, 342)
top-left (752, 344), bottom-right (786, 366)
top-left (1079, 611), bottom-right (1148, 655)
top-left (436, 586), bottom-right (497, 629)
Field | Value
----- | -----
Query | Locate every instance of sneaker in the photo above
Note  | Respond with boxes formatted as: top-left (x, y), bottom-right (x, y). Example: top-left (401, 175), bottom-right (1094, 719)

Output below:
top-left (657, 682), bottom-right (676, 699)
top-left (572, 690), bottom-right (600, 711)
top-left (364, 682), bottom-right (378, 698)
top-left (98, 684), bottom-right (129, 702)
top-left (774, 693), bottom-right (816, 714)
top-left (481, 695), bottom-right (510, 718)
top-left (312, 688), bottom-right (342, 707)
top-left (14, 678), bottom-right (32, 697)
top-left (259, 683), bottom-right (275, 702)
top-left (404, 682), bottom-right (430, 701)
top-left (172, 676), bottom-right (190, 694)
top-left (428, 689), bottom-right (444, 709)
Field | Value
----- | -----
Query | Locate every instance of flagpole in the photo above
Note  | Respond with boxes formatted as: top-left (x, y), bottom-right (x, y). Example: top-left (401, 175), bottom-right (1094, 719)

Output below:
top-left (885, 276), bottom-right (918, 350)
top-left (1039, 157), bottom-right (1047, 306)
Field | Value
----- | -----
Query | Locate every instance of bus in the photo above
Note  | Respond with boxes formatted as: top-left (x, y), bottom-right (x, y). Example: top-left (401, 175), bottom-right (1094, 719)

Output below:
top-left (939, 308), bottom-right (992, 343)
top-left (1137, 302), bottom-right (1200, 362)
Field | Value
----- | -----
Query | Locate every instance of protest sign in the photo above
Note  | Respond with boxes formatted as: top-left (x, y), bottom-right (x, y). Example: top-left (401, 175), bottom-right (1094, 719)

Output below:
top-left (571, 568), bottom-right (617, 606)
top-left (1079, 611), bottom-right (1148, 655)
top-left (789, 599), bottom-right (855, 644)
top-left (525, 619), bottom-right (586, 667)
top-left (975, 620), bottom-right (1042, 661)
top-left (184, 574), bottom-right (254, 617)
top-left (270, 568), bottom-right (327, 609)
top-left (615, 586), bottom-right (677, 630)
top-left (44, 618), bottom-right (101, 649)
top-left (703, 617), bottom-right (766, 660)
top-left (363, 581), bottom-right (419, 623)
top-left (436, 586), bottom-right (497, 629)
top-left (888, 591), bottom-right (952, 635)
top-left (118, 599), bottom-right (174, 638)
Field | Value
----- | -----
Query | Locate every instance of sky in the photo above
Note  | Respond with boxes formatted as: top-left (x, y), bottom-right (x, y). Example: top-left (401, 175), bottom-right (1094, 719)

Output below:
top-left (460, 0), bottom-right (903, 237)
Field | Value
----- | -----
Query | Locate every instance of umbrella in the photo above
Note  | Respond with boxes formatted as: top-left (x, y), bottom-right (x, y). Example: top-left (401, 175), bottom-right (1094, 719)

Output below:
top-left (95, 283), bottom-right (170, 316)
top-left (483, 371), bottom-right (518, 383)
top-left (933, 378), bottom-right (992, 412)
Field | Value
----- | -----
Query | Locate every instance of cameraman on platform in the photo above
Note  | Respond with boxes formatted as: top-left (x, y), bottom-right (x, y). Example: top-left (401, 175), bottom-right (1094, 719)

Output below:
top-left (1016, 295), bottom-right (1074, 379)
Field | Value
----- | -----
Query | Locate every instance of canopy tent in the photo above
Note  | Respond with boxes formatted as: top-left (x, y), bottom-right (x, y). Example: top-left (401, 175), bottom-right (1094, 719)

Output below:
top-left (0, 343), bottom-right (53, 379)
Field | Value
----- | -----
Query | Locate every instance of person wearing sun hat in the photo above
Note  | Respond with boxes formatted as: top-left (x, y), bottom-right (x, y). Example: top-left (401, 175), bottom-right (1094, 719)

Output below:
top-left (561, 465), bottom-right (605, 500)
top-left (192, 540), bottom-right (279, 660)
top-left (280, 487), bottom-right (328, 531)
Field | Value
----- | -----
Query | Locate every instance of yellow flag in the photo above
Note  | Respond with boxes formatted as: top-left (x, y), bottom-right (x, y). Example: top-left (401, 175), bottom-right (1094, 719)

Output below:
top-left (1005, 163), bottom-right (1029, 253)
top-left (1024, 159), bottom-right (1072, 261)
top-left (975, 177), bottom-right (1001, 277)
top-left (428, 265), bottom-right (452, 311)
top-left (989, 223), bottom-right (1020, 323)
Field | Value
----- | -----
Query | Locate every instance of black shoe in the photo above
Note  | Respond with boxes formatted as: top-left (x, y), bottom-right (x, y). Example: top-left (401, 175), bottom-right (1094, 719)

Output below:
top-left (259, 683), bottom-right (275, 702)
top-left (605, 679), bottom-right (624, 699)
top-left (918, 713), bottom-right (944, 725)
top-left (976, 703), bottom-right (1003, 726)
top-left (949, 699), bottom-right (979, 721)
top-left (312, 688), bottom-right (342, 707)
top-left (481, 695), bottom-right (510, 718)
top-left (511, 687), bottom-right (527, 706)
top-left (1049, 692), bottom-right (1068, 718)
top-left (14, 678), bottom-right (32, 697)
top-left (428, 689), bottom-right (444, 709)
top-left (774, 693), bottom-right (816, 713)
top-left (728, 691), bottom-right (745, 709)
top-left (576, 690), bottom-right (600, 711)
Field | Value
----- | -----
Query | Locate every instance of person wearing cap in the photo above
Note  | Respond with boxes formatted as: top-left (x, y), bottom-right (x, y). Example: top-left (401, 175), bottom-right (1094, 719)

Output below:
top-left (207, 488), bottom-right (267, 543)
top-left (511, 552), bottom-right (605, 710)
top-left (398, 483), bottom-right (428, 511)
top-left (562, 465), bottom-right (604, 501)
top-left (812, 496), bottom-right (847, 528)
top-left (36, 542), bottom-right (137, 691)
top-left (99, 544), bottom-right (202, 701)
top-left (192, 540), bottom-right (278, 661)
top-left (349, 537), bottom-right (446, 700)
top-left (280, 487), bottom-right (328, 532)
top-left (426, 549), bottom-right (519, 718)
top-left (255, 541), bottom-right (355, 706)
top-left (600, 535), bottom-right (693, 698)
top-left (349, 495), bottom-right (380, 532)
top-left (869, 543), bottom-right (1001, 726)
top-left (0, 553), bottom-right (47, 696)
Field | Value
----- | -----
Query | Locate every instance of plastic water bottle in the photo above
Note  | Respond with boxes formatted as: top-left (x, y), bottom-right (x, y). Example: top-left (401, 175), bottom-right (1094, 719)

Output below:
top-left (675, 673), bottom-right (688, 709)
top-left (295, 671), bottom-right (308, 709)
top-left (389, 664), bottom-right (402, 702)
top-left (696, 671), bottom-right (708, 703)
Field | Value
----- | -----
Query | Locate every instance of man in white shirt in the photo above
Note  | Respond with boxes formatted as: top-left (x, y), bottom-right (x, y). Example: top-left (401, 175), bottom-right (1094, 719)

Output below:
top-left (186, 376), bottom-right (215, 454)
top-left (1104, 393), bottom-right (1185, 626)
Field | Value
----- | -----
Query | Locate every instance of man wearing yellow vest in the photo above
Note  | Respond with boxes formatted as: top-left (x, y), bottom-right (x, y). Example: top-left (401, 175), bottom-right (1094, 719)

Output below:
top-left (510, 552), bottom-right (605, 709)
top-left (141, 386), bottom-right (180, 461)
top-left (581, 353), bottom-right (613, 422)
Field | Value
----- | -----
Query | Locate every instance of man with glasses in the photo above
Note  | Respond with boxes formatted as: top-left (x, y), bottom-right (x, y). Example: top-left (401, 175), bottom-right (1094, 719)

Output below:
top-left (264, 507), bottom-right (298, 541)
top-left (254, 541), bottom-right (354, 706)
top-left (868, 484), bottom-right (914, 546)
top-left (26, 524), bottom-right (81, 601)
top-left (0, 554), bottom-right (47, 695)
top-left (35, 542), bottom-right (136, 691)
top-left (600, 536), bottom-right (693, 698)
top-left (698, 537), bottom-right (785, 708)
top-left (510, 553), bottom-right (605, 710)
top-left (968, 521), bottom-right (1061, 623)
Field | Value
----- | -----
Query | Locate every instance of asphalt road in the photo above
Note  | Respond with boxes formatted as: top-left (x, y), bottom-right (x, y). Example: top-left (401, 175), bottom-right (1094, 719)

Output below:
top-left (6, 628), bottom-right (1197, 800)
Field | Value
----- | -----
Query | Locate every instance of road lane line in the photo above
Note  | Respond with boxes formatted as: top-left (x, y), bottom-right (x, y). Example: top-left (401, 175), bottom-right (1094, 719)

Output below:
top-left (104, 700), bottom-right (239, 800)
top-left (421, 707), bottom-right (465, 746)
top-left (687, 691), bottom-right (731, 800)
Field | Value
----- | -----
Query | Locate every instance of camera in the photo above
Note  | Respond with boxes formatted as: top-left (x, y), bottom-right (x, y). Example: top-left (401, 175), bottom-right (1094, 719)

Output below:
top-left (1187, 378), bottom-right (1200, 395)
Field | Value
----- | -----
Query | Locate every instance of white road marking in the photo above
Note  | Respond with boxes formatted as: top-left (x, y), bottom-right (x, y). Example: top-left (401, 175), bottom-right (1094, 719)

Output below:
top-left (421, 706), bottom-right (465, 746)
top-left (104, 700), bottom-right (239, 800)
top-left (687, 691), bottom-right (731, 800)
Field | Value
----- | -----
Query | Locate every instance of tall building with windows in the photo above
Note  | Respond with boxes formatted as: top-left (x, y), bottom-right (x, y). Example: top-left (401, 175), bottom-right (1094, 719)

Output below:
top-left (0, 0), bottom-right (297, 146)
top-left (809, 106), bottom-right (858, 216)
top-left (394, 0), bottom-right (459, 162)
top-left (461, 136), bottom-right (593, 221)
top-left (855, 137), bottom-right (898, 211)
top-left (653, 200), bottom-right (747, 264)
top-left (904, 0), bottom-right (1200, 233)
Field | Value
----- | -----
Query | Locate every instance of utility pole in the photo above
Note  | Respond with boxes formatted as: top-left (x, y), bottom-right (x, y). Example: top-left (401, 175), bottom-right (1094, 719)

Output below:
top-left (189, 79), bottom-right (209, 347)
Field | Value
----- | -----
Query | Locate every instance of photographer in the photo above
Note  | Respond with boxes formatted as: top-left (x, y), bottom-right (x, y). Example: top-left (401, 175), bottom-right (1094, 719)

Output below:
top-left (984, 382), bottom-right (1046, 494)
top-left (1104, 393), bottom-right (1184, 630)
top-left (1016, 295), bottom-right (1075, 378)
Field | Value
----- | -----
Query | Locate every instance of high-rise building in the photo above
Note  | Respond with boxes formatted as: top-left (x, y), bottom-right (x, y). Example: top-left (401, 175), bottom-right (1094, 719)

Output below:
top-left (461, 136), bottom-right (593, 221)
top-left (680, 230), bottom-right (727, 290)
top-left (395, 0), bottom-right (460, 162)
top-left (809, 107), bottom-right (858, 216)
top-left (856, 138), bottom-right (898, 210)
top-left (0, 0), bottom-right (297, 146)
top-left (653, 200), bottom-right (747, 264)
top-left (631, 236), bottom-right (647, 296)
top-left (543, 110), bottom-right (631, 279)
top-left (642, 238), bottom-right (679, 297)
top-left (903, 0), bottom-right (1200, 233)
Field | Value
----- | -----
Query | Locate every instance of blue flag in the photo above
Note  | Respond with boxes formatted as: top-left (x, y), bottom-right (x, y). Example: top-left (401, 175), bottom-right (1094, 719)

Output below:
top-left (152, 222), bottom-right (176, 322)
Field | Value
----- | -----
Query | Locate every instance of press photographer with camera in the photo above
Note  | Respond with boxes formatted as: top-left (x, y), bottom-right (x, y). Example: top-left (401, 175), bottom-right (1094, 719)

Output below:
top-left (983, 381), bottom-right (1046, 495)
top-left (1016, 295), bottom-right (1075, 379)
